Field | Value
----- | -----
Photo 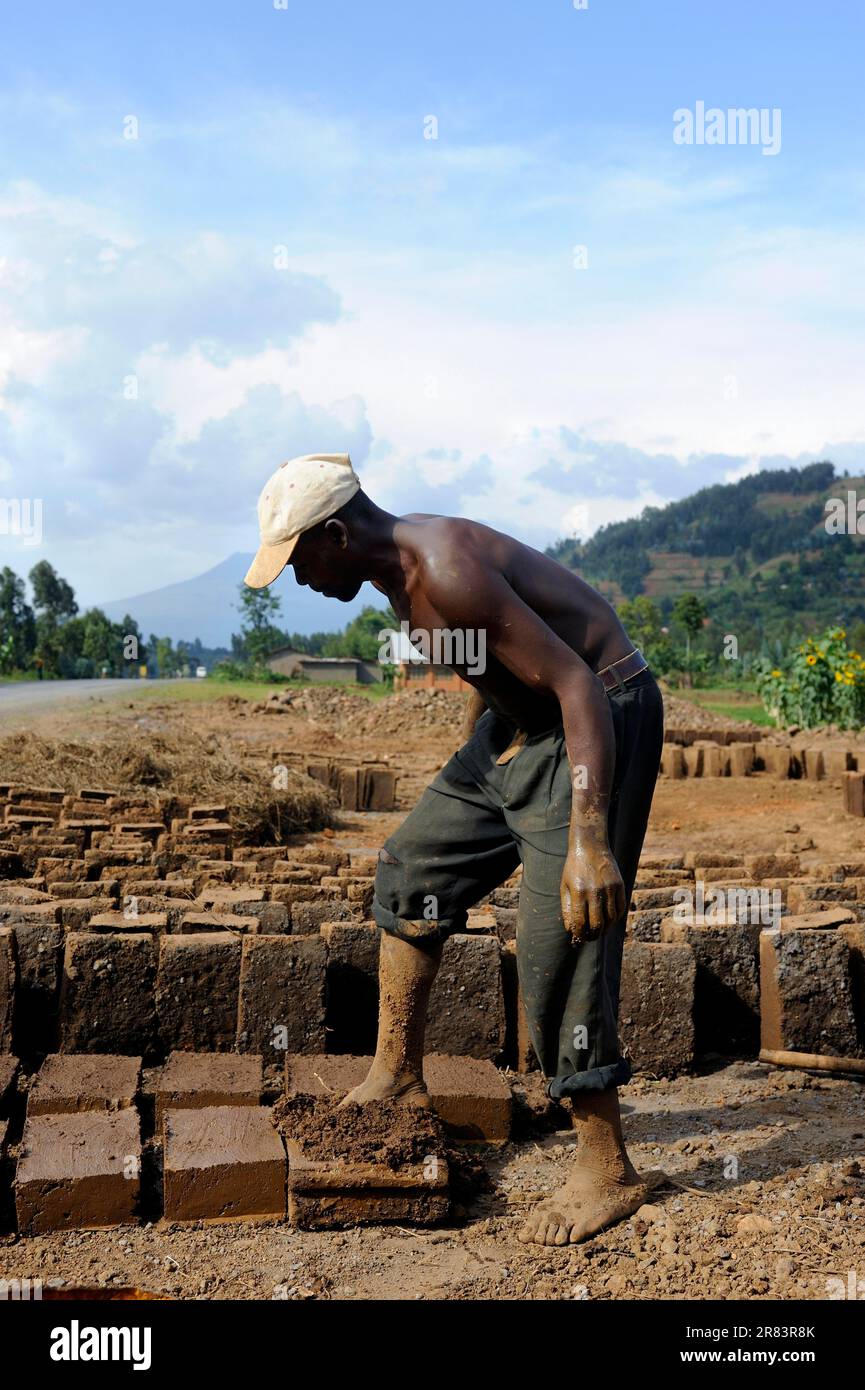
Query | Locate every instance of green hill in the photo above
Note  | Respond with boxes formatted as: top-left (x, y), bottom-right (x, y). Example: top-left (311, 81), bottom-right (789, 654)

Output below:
top-left (546, 461), bottom-right (865, 653)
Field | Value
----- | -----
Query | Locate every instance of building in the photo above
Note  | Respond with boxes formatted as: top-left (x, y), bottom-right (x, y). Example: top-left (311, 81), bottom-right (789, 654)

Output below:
top-left (265, 647), bottom-right (381, 684)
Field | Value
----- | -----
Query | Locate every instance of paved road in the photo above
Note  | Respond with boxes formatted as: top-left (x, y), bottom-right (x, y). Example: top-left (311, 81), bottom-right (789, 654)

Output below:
top-left (0, 678), bottom-right (197, 718)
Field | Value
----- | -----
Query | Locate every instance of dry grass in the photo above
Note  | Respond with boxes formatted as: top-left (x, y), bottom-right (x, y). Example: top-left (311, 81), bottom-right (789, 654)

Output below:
top-left (0, 730), bottom-right (336, 844)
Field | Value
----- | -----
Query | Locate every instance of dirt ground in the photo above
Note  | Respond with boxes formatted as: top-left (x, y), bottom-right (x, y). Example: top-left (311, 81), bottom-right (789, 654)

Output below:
top-left (2, 684), bottom-right (864, 1300)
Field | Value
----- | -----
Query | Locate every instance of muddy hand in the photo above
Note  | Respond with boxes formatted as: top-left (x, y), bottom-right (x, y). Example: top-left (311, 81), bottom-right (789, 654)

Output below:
top-left (560, 837), bottom-right (626, 943)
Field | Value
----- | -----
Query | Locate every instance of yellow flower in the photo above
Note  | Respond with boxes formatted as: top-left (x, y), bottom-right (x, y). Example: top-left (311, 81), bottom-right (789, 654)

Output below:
top-left (836, 670), bottom-right (844, 682)
top-left (806, 654), bottom-right (817, 666)
top-left (771, 668), bottom-right (781, 678)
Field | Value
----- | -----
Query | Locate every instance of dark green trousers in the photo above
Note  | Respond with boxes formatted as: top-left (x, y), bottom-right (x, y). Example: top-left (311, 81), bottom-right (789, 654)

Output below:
top-left (372, 669), bottom-right (664, 1095)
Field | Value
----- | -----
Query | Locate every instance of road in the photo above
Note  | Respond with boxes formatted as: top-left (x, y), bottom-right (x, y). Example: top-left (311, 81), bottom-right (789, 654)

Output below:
top-left (0, 678), bottom-right (196, 719)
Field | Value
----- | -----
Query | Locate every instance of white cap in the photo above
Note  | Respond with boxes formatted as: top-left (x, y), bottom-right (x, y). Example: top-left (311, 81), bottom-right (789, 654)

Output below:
top-left (244, 453), bottom-right (361, 588)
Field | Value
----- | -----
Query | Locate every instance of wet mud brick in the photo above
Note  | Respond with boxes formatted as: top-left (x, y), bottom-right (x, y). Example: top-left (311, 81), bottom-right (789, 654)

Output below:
top-left (285, 1052), bottom-right (512, 1142)
top-left (426, 934), bottom-right (505, 1060)
top-left (236, 934), bottom-right (327, 1060)
top-left (156, 934), bottom-right (241, 1052)
top-left (0, 926), bottom-right (19, 1051)
top-left (760, 928), bottom-right (862, 1057)
top-left (660, 920), bottom-right (760, 1054)
top-left (15, 1108), bottom-right (141, 1235)
top-left (163, 1105), bottom-right (285, 1222)
top-left (59, 932), bottom-right (157, 1055)
top-left (156, 1052), bottom-right (262, 1129)
top-left (28, 1053), bottom-right (140, 1117)
top-left (843, 772), bottom-right (865, 817)
top-left (287, 1142), bottom-right (449, 1229)
top-left (619, 941), bottom-right (696, 1075)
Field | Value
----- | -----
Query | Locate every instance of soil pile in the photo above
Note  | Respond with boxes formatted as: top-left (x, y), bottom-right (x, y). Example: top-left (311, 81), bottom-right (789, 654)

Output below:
top-left (273, 1094), bottom-right (446, 1169)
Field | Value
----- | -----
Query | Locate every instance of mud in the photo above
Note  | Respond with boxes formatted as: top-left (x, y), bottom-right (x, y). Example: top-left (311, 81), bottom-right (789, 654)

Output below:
top-left (273, 1094), bottom-right (446, 1169)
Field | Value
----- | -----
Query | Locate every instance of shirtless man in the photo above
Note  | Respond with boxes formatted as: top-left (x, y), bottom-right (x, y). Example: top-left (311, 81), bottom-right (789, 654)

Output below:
top-left (245, 453), bottom-right (664, 1246)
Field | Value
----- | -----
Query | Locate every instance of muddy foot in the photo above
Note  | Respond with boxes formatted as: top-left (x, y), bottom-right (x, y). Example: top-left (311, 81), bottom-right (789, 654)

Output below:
top-left (517, 1166), bottom-right (656, 1246)
top-left (338, 1065), bottom-right (431, 1109)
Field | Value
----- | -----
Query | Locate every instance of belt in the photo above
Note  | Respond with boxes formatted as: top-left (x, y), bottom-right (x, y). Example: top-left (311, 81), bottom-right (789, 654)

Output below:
top-left (597, 648), bottom-right (648, 694)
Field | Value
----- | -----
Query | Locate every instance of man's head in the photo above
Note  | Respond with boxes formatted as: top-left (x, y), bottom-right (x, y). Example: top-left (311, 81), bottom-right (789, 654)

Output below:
top-left (244, 453), bottom-right (366, 597)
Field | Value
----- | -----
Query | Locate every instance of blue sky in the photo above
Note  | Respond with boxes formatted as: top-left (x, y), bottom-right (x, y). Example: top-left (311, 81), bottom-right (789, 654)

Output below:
top-left (1, 0), bottom-right (863, 615)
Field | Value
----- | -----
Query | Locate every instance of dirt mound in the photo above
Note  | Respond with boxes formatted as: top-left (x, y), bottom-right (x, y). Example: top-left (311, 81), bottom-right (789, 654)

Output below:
top-left (0, 730), bottom-right (335, 843)
top-left (662, 692), bottom-right (760, 732)
top-left (359, 688), bottom-right (466, 738)
top-left (256, 685), bottom-right (467, 739)
top-left (257, 686), bottom-right (372, 730)
top-left (273, 1094), bottom-right (446, 1168)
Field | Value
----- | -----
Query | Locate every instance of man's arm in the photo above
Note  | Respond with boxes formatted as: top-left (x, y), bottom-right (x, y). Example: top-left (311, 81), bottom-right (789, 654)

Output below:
top-left (423, 555), bottom-right (626, 941)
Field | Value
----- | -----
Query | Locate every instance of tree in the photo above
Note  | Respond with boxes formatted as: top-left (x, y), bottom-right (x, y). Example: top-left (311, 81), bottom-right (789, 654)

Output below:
top-left (235, 584), bottom-right (284, 667)
top-left (617, 595), bottom-right (674, 675)
top-left (0, 567), bottom-right (36, 673)
top-left (29, 561), bottom-right (79, 677)
top-left (320, 605), bottom-right (398, 660)
top-left (672, 592), bottom-right (708, 684)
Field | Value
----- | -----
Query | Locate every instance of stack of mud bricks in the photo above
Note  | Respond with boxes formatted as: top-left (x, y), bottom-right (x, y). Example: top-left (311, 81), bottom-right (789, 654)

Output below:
top-left (660, 734), bottom-right (858, 781)
top-left (273, 750), bottom-right (397, 812)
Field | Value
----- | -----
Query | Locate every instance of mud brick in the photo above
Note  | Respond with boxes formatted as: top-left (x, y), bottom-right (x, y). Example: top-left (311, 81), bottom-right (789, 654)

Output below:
top-left (179, 911), bottom-right (259, 935)
top-left (639, 854), bottom-right (685, 872)
top-left (28, 1053), bottom-right (140, 1117)
top-left (0, 883), bottom-right (51, 905)
top-left (630, 887), bottom-right (679, 911)
top-left (285, 1052), bottom-right (511, 1142)
top-left (0, 849), bottom-right (24, 879)
top-left (0, 1054), bottom-right (18, 1113)
top-left (492, 904), bottom-right (518, 943)
top-left (195, 890), bottom-right (288, 934)
top-left (345, 880), bottom-right (374, 914)
top-left (321, 923), bottom-right (380, 1054)
top-left (427, 934), bottom-right (505, 1060)
top-left (155, 1052), bottom-right (262, 1129)
top-left (787, 883), bottom-right (856, 914)
top-left (629, 907), bottom-right (673, 943)
top-left (163, 1105), bottom-right (285, 1222)
top-left (823, 749), bottom-right (853, 778)
top-left (800, 747), bottom-right (825, 781)
top-left (0, 927), bottom-right (18, 1050)
top-left (840, 924), bottom-right (865, 1045)
top-left (60, 898), bottom-right (124, 930)
top-left (79, 788), bottom-right (117, 802)
top-left (683, 746), bottom-right (704, 777)
top-left (269, 883), bottom-right (329, 908)
top-left (363, 768), bottom-right (397, 812)
top-left (285, 844), bottom-right (351, 873)
top-left (660, 744), bottom-right (685, 778)
top-left (685, 851), bottom-right (742, 869)
top-left (660, 920), bottom-right (760, 1054)
top-left (9, 786), bottom-right (64, 805)
top-left (0, 900), bottom-right (62, 926)
top-left (263, 865), bottom-right (315, 885)
top-left (50, 880), bottom-right (119, 900)
top-left (132, 896), bottom-right (200, 929)
top-left (702, 744), bottom-right (730, 777)
top-left (15, 1108), bottom-right (140, 1234)
top-left (744, 853), bottom-right (800, 881)
top-left (805, 861), bottom-right (847, 882)
top-left (36, 857), bottom-right (87, 883)
top-left (765, 746), bottom-right (794, 779)
top-left (843, 773), bottom-right (865, 817)
top-left (237, 934), bottom-right (327, 1060)
top-left (729, 743), bottom-right (755, 777)
top-left (189, 804), bottom-right (229, 822)
top-left (619, 941), bottom-right (695, 1076)
top-left (291, 898), bottom-right (360, 934)
top-left (760, 928), bottom-right (861, 1057)
top-left (60, 932), bottom-right (157, 1055)
top-left (779, 908), bottom-right (856, 932)
top-left (156, 934), bottom-right (242, 1053)
top-left (11, 924), bottom-right (63, 1056)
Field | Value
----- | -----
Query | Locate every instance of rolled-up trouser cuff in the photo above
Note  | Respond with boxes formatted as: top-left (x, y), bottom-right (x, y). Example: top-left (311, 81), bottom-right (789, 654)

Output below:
top-left (372, 895), bottom-right (467, 948)
top-left (547, 1057), bottom-right (632, 1098)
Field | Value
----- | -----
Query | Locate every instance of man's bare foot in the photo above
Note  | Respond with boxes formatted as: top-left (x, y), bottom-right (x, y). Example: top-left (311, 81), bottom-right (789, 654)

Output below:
top-left (338, 1063), bottom-right (431, 1108)
top-left (517, 1164), bottom-right (651, 1246)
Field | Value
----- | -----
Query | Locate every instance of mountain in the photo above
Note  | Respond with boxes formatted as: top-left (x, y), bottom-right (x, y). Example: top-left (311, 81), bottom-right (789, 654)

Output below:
top-left (99, 552), bottom-right (380, 647)
top-left (547, 461), bottom-right (865, 650)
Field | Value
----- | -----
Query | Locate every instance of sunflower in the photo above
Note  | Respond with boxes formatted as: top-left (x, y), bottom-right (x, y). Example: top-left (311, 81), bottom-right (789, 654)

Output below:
top-left (806, 654), bottom-right (818, 666)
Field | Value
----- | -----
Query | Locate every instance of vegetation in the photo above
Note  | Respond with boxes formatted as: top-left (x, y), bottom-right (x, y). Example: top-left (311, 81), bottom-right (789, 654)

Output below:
top-left (754, 627), bottom-right (865, 730)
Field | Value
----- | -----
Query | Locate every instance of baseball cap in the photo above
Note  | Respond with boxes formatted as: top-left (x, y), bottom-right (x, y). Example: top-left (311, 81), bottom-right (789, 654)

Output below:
top-left (244, 453), bottom-right (361, 589)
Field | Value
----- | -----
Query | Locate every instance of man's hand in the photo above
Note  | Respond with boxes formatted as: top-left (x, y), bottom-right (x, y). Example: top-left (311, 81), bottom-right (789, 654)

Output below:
top-left (560, 831), bottom-right (626, 943)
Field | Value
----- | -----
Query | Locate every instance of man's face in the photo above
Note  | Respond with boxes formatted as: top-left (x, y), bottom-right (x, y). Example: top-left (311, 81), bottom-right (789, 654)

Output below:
top-left (289, 524), bottom-right (362, 601)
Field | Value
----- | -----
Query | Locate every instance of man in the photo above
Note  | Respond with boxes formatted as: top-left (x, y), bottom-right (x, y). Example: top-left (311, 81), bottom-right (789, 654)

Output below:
top-left (245, 453), bottom-right (664, 1246)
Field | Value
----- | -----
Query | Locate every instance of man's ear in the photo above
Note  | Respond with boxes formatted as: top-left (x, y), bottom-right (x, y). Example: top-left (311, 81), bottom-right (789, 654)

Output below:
top-left (323, 518), bottom-right (349, 549)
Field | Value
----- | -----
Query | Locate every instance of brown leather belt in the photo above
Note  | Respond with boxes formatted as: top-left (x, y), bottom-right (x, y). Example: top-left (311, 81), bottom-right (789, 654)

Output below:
top-left (597, 647), bottom-right (648, 694)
